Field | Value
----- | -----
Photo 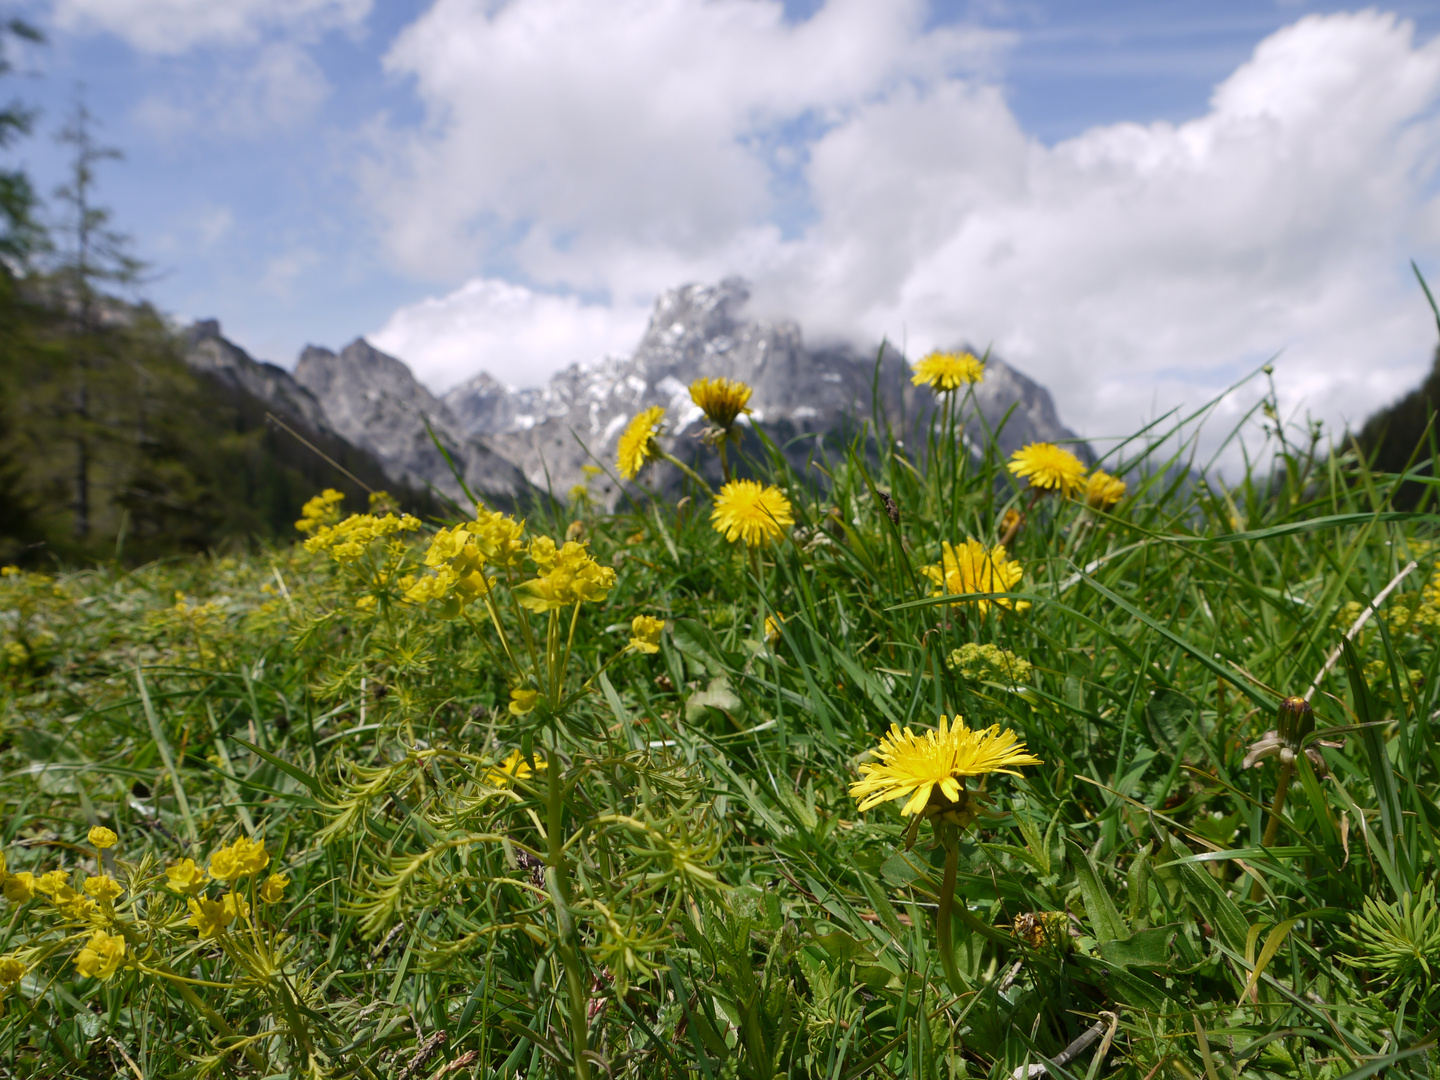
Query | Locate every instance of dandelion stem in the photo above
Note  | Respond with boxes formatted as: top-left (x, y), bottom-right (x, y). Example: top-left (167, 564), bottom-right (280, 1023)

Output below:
top-left (1250, 756), bottom-right (1294, 901)
top-left (936, 828), bottom-right (966, 998)
top-left (658, 449), bottom-right (714, 496)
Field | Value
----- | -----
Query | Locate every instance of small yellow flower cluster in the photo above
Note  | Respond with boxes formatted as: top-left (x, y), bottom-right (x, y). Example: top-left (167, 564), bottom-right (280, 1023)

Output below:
top-left (1009, 443), bottom-right (1128, 508)
top-left (627, 615), bottom-right (665, 654)
top-left (711, 480), bottom-right (794, 546)
top-left (74, 929), bottom-right (126, 981)
top-left (517, 536), bottom-right (618, 612)
top-left (168, 836), bottom-right (286, 939)
top-left (764, 612), bottom-right (785, 645)
top-left (911, 351), bottom-right (985, 392)
top-left (304, 511), bottom-right (422, 563)
top-left (921, 540), bottom-right (1030, 615)
top-left (0, 955), bottom-right (25, 987)
top-left (405, 509), bottom-right (527, 617)
top-left (295, 488), bottom-right (345, 535)
top-left (0, 565), bottom-right (17, 577)
top-left (948, 642), bottom-right (1032, 684)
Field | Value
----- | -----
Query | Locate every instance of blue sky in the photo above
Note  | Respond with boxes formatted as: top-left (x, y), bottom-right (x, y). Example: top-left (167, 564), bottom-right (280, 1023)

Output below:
top-left (7, 0), bottom-right (1440, 449)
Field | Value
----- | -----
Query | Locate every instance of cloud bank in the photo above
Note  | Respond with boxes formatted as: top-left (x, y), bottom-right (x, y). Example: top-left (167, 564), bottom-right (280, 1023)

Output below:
top-left (365, 2), bottom-right (1440, 453)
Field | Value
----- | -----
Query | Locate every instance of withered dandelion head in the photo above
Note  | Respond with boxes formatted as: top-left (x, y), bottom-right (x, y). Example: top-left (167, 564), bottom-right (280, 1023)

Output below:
top-left (1009, 443), bottom-right (1086, 496)
top-left (690, 376), bottom-right (753, 430)
top-left (850, 715), bottom-right (1041, 823)
top-left (910, 351), bottom-right (985, 392)
top-left (711, 480), bottom-right (794, 546)
top-left (616, 406), bottom-right (665, 480)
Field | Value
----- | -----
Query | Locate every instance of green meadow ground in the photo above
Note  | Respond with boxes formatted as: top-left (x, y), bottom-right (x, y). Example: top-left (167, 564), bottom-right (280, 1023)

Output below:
top-left (0, 380), bottom-right (1438, 1080)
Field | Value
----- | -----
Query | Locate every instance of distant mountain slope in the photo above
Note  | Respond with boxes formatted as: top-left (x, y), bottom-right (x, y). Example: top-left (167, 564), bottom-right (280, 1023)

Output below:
top-left (292, 339), bottom-right (534, 509)
top-left (1355, 343), bottom-right (1440, 503)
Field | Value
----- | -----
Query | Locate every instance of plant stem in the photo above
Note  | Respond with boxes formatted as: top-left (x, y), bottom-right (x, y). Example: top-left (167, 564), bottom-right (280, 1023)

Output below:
top-left (546, 725), bottom-right (592, 1080)
top-left (659, 449), bottom-right (714, 496)
top-left (936, 828), bottom-right (966, 998)
top-left (1249, 756), bottom-right (1294, 901)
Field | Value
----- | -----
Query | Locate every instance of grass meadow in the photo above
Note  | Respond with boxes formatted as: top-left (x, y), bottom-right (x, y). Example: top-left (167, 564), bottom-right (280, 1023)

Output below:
top-left (1, 362), bottom-right (1438, 1080)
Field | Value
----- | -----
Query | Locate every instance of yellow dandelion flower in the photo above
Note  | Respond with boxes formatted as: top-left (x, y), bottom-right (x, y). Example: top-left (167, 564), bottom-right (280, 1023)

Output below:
top-left (910, 351), bottom-right (984, 392)
top-left (487, 748), bottom-right (545, 787)
top-left (711, 480), bottom-right (794, 545)
top-left (849, 715), bottom-right (1041, 818)
top-left (765, 612), bottom-right (785, 646)
top-left (165, 859), bottom-right (207, 895)
top-left (920, 539), bottom-right (1029, 614)
top-left (1009, 443), bottom-right (1086, 496)
top-left (73, 930), bottom-right (126, 980)
top-left (87, 826), bottom-right (117, 850)
top-left (83, 875), bottom-right (123, 903)
top-left (508, 688), bottom-right (540, 716)
top-left (3, 872), bottom-right (34, 903)
top-left (258, 873), bottom-right (289, 904)
top-left (0, 956), bottom-right (25, 987)
top-left (1084, 469), bottom-right (1126, 510)
top-left (628, 615), bottom-right (665, 654)
top-left (689, 376), bottom-right (753, 429)
top-left (617, 406), bottom-right (665, 480)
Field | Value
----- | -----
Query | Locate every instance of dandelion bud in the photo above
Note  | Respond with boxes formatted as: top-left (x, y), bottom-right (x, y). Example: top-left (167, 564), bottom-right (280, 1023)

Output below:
top-left (1276, 696), bottom-right (1314, 746)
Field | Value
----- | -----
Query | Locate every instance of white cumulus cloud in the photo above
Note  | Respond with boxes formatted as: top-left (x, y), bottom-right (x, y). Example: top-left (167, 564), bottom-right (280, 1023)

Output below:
top-left (370, 279), bottom-right (651, 392)
top-left (50, 0), bottom-right (370, 53)
top-left (133, 42), bottom-right (332, 138)
top-left (364, 3), bottom-right (1440, 456)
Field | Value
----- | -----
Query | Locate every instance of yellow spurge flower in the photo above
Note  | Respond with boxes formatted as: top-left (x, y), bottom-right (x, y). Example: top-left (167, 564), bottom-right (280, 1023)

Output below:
top-left (208, 837), bottom-right (269, 882)
top-left (508, 688), bottom-right (540, 716)
top-left (73, 930), bottom-right (126, 980)
top-left (617, 406), bottom-right (665, 480)
top-left (87, 826), bottom-right (117, 850)
top-left (1084, 469), bottom-right (1126, 510)
top-left (295, 489), bottom-right (345, 535)
top-left (628, 615), bottom-right (665, 654)
top-left (83, 875), bottom-right (123, 903)
top-left (33, 870), bottom-right (68, 897)
top-left (690, 376), bottom-right (753, 430)
top-left (52, 885), bottom-right (98, 920)
top-left (487, 749), bottom-right (545, 787)
top-left (258, 873), bottom-right (289, 904)
top-left (0, 955), bottom-right (25, 987)
top-left (165, 859), bottom-right (207, 895)
top-left (920, 539), bottom-right (1029, 614)
top-left (529, 535), bottom-right (559, 573)
top-left (224, 891), bottom-right (250, 923)
top-left (0, 566), bottom-right (18, 577)
top-left (850, 715), bottom-right (1042, 818)
top-left (355, 595), bottom-right (377, 612)
top-left (711, 480), bottom-right (794, 545)
top-left (3, 872), bottom-right (34, 903)
top-left (186, 896), bottom-right (234, 939)
top-left (1009, 443), bottom-right (1086, 497)
top-left (304, 511), bottom-right (422, 562)
top-left (910, 351), bottom-right (984, 392)
top-left (516, 542), bottom-right (616, 611)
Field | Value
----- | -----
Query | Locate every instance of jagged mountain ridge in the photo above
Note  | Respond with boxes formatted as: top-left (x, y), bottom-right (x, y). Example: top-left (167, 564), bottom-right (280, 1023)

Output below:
top-left (183, 279), bottom-right (1083, 510)
top-left (442, 278), bottom-right (1083, 498)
